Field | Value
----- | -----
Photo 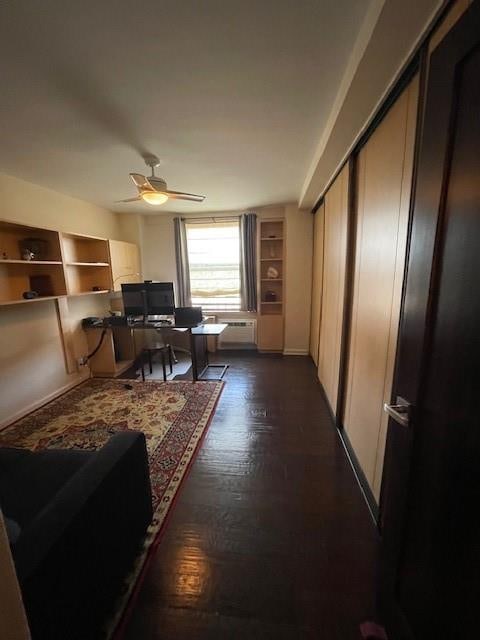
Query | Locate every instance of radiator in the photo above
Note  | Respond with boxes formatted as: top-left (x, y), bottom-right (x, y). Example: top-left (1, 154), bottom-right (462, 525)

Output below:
top-left (217, 318), bottom-right (257, 348)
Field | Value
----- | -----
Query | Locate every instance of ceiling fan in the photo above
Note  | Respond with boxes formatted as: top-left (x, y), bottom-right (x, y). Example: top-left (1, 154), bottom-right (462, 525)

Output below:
top-left (118, 155), bottom-right (205, 206)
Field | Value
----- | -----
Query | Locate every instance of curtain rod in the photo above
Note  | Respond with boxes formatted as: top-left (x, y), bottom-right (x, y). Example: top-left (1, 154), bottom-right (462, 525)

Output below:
top-left (181, 215), bottom-right (240, 224)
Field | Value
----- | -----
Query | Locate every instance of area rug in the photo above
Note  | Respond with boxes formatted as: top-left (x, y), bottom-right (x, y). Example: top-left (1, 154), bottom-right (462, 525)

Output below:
top-left (0, 377), bottom-right (224, 638)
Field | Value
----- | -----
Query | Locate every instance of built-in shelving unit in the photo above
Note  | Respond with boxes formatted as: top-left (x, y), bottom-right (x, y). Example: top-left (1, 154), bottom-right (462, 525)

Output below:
top-left (61, 232), bottom-right (113, 295)
top-left (256, 219), bottom-right (285, 352)
top-left (0, 221), bottom-right (67, 304)
top-left (0, 221), bottom-right (125, 305)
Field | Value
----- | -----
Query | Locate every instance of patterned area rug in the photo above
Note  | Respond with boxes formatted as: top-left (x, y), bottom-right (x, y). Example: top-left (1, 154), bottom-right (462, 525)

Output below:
top-left (0, 378), bottom-right (224, 637)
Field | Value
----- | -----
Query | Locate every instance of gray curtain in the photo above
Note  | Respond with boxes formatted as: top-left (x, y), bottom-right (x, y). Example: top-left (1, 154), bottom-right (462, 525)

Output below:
top-left (240, 213), bottom-right (257, 312)
top-left (174, 217), bottom-right (191, 306)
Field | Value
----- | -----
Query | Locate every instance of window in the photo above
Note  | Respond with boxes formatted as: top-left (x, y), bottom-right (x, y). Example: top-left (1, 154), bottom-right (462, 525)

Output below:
top-left (185, 220), bottom-right (242, 311)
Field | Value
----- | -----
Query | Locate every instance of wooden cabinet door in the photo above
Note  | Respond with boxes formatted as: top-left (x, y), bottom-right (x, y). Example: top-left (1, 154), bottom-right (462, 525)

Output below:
top-left (109, 240), bottom-right (141, 291)
top-left (257, 315), bottom-right (284, 352)
top-left (309, 204), bottom-right (324, 366)
top-left (318, 163), bottom-right (349, 415)
top-left (342, 77), bottom-right (418, 503)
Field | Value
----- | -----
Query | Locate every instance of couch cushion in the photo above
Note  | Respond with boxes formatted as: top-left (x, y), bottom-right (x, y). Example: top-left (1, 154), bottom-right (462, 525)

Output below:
top-left (0, 448), bottom-right (93, 528)
top-left (0, 447), bottom-right (33, 480)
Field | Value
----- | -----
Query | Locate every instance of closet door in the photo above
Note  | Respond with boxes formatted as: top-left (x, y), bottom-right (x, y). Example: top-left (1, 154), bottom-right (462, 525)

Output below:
top-left (309, 203), bottom-right (324, 366)
top-left (318, 163), bottom-right (349, 415)
top-left (343, 76), bottom-right (418, 501)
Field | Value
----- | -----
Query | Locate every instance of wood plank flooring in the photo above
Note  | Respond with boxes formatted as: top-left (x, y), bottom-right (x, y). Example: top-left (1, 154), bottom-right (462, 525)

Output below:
top-left (122, 352), bottom-right (379, 639)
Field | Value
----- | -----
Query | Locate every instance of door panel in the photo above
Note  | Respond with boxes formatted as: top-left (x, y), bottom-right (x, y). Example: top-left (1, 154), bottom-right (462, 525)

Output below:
top-left (309, 204), bottom-right (324, 366)
top-left (343, 78), bottom-right (418, 500)
top-left (380, 3), bottom-right (480, 638)
top-left (318, 163), bottom-right (349, 415)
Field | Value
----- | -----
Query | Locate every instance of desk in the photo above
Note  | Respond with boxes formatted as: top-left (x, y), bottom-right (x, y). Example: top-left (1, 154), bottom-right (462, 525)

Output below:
top-left (130, 322), bottom-right (228, 381)
top-left (85, 321), bottom-right (228, 381)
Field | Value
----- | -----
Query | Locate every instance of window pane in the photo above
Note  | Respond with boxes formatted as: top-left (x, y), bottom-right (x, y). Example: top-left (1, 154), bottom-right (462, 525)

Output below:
top-left (185, 221), bottom-right (241, 311)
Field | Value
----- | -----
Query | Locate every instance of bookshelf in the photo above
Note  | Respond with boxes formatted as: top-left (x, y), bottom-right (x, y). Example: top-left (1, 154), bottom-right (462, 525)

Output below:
top-left (257, 219), bottom-right (285, 352)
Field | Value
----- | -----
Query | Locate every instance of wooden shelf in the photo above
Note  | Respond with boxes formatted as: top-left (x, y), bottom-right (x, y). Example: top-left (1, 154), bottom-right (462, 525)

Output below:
top-left (261, 278), bottom-right (282, 282)
top-left (0, 295), bottom-right (61, 307)
top-left (0, 259), bottom-right (63, 265)
top-left (261, 237), bottom-right (283, 241)
top-left (261, 301), bottom-right (283, 305)
top-left (66, 262), bottom-right (110, 267)
top-left (260, 258), bottom-right (283, 262)
top-left (67, 290), bottom-right (110, 297)
top-left (0, 220), bottom-right (63, 262)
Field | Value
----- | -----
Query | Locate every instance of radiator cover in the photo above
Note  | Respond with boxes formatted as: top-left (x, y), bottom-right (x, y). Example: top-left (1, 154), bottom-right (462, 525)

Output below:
top-left (217, 319), bottom-right (257, 348)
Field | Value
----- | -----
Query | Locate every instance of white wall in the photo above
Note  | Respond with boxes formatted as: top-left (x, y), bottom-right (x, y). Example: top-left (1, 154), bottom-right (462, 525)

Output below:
top-left (300, 0), bottom-right (443, 207)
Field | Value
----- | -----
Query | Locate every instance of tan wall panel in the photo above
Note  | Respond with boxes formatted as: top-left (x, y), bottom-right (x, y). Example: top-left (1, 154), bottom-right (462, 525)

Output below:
top-left (318, 163), bottom-right (349, 413)
top-left (309, 203), bottom-right (324, 365)
top-left (284, 205), bottom-right (313, 355)
top-left (343, 77), bottom-right (419, 501)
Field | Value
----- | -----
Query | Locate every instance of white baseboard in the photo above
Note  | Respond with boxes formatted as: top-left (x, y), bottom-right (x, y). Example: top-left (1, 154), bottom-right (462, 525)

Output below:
top-left (282, 349), bottom-right (309, 356)
top-left (0, 373), bottom-right (90, 431)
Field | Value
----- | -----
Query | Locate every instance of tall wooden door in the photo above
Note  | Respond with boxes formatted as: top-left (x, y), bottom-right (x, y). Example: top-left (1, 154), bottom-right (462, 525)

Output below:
top-left (318, 163), bottom-right (349, 415)
top-left (380, 4), bottom-right (480, 638)
top-left (343, 77), bottom-right (418, 502)
top-left (309, 203), bottom-right (324, 366)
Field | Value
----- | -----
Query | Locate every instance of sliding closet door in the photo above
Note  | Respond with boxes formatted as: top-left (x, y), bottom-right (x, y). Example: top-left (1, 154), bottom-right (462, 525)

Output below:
top-left (318, 163), bottom-right (349, 414)
top-left (343, 76), bottom-right (419, 501)
top-left (309, 203), bottom-right (324, 366)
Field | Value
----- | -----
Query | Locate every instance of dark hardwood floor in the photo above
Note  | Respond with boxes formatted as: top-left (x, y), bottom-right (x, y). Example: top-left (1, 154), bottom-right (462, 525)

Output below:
top-left (122, 352), bottom-right (379, 639)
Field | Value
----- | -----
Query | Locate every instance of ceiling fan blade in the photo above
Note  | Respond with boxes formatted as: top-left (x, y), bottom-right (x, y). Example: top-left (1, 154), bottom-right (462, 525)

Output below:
top-left (129, 173), bottom-right (152, 190)
top-left (116, 196), bottom-right (141, 203)
top-left (165, 190), bottom-right (206, 202)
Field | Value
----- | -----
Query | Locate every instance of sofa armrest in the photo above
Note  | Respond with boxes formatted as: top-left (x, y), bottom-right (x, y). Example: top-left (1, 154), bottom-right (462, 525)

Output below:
top-left (13, 431), bottom-right (153, 638)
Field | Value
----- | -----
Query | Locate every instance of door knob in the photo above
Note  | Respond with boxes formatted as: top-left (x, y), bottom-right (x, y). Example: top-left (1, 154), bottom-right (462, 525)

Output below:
top-left (384, 396), bottom-right (411, 427)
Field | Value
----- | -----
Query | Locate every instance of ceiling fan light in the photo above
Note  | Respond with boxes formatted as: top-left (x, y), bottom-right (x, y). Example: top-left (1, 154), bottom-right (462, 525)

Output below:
top-left (141, 191), bottom-right (169, 205)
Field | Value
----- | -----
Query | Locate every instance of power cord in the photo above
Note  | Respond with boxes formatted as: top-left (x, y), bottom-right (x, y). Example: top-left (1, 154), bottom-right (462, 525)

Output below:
top-left (86, 328), bottom-right (107, 361)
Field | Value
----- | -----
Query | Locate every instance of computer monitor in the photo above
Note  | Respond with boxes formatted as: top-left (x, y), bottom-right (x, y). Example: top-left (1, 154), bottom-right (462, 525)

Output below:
top-left (121, 283), bottom-right (147, 317)
top-left (145, 282), bottom-right (175, 316)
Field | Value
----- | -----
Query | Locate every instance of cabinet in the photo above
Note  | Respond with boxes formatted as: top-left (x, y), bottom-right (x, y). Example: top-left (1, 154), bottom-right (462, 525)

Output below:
top-left (257, 219), bottom-right (285, 352)
top-left (109, 240), bottom-right (141, 291)
top-left (85, 326), bottom-right (136, 377)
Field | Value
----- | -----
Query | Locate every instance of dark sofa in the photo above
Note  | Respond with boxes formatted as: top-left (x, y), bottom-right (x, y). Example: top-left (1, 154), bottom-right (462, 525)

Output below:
top-left (0, 431), bottom-right (153, 640)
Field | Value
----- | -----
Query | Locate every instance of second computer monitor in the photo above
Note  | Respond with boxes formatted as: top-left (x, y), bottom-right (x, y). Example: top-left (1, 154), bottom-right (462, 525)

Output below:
top-left (145, 282), bottom-right (175, 315)
top-left (121, 283), bottom-right (146, 316)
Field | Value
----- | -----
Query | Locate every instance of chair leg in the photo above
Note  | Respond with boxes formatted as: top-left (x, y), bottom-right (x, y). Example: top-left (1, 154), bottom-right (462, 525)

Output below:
top-left (168, 345), bottom-right (173, 374)
top-left (161, 350), bottom-right (167, 381)
top-left (141, 359), bottom-right (145, 382)
top-left (170, 346), bottom-right (178, 364)
top-left (148, 350), bottom-right (153, 374)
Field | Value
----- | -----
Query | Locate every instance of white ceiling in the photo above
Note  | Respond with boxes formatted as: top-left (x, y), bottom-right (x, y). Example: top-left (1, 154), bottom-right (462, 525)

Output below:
top-left (0, 0), bottom-right (373, 214)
